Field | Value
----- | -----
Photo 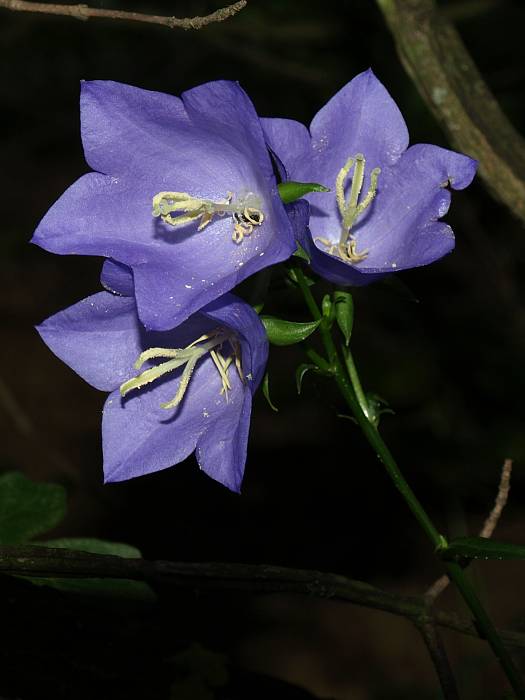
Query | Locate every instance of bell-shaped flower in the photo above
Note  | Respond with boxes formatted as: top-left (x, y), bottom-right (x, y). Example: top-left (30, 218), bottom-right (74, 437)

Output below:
top-left (36, 292), bottom-right (268, 492)
top-left (262, 69), bottom-right (478, 285)
top-left (32, 80), bottom-right (296, 330)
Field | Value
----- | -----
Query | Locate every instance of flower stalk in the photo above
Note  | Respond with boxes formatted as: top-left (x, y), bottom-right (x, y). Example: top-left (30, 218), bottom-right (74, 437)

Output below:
top-left (292, 264), bottom-right (525, 696)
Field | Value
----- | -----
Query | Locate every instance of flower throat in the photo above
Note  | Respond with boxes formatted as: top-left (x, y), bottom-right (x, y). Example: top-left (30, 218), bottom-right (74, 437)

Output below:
top-left (316, 154), bottom-right (381, 263)
top-left (120, 328), bottom-right (243, 410)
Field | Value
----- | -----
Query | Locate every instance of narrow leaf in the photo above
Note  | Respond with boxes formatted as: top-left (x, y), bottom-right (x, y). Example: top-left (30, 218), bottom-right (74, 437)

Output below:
top-left (442, 536), bottom-right (525, 561)
top-left (292, 243), bottom-right (310, 263)
top-left (0, 471), bottom-right (67, 545)
top-left (295, 363), bottom-right (318, 394)
top-left (278, 181), bottom-right (330, 204)
top-left (262, 372), bottom-right (278, 412)
top-left (334, 291), bottom-right (354, 346)
top-left (261, 316), bottom-right (321, 346)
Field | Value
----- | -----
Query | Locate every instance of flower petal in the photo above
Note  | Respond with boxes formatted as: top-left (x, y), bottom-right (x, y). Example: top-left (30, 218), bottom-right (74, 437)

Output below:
top-left (309, 69), bottom-right (409, 179)
top-left (101, 259), bottom-right (134, 297)
top-left (196, 389), bottom-right (252, 493)
top-left (353, 144), bottom-right (478, 271)
top-left (36, 292), bottom-right (141, 392)
top-left (102, 353), bottom-right (246, 489)
top-left (262, 118), bottom-right (311, 178)
top-left (81, 80), bottom-right (189, 176)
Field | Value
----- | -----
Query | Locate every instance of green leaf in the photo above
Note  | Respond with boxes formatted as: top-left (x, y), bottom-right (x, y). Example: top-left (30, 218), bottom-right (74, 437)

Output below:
top-left (287, 268), bottom-right (315, 287)
top-left (442, 536), bottom-right (525, 562)
top-left (30, 537), bottom-right (156, 603)
top-left (0, 471), bottom-right (67, 544)
top-left (39, 537), bottom-right (141, 558)
top-left (278, 181), bottom-right (330, 204)
top-left (262, 372), bottom-right (278, 412)
top-left (334, 291), bottom-right (354, 346)
top-left (260, 316), bottom-right (321, 346)
top-left (292, 243), bottom-right (310, 263)
top-left (295, 363), bottom-right (318, 394)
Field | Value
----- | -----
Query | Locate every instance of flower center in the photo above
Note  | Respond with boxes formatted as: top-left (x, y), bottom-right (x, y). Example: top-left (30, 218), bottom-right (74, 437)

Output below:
top-left (152, 191), bottom-right (265, 244)
top-left (315, 154), bottom-right (381, 264)
top-left (120, 328), bottom-right (244, 410)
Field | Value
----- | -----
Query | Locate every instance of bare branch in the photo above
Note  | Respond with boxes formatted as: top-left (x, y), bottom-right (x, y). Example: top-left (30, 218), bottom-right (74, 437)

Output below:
top-left (480, 458), bottom-right (512, 539)
top-left (0, 0), bottom-right (247, 30)
top-left (1, 544), bottom-right (525, 649)
top-left (415, 604), bottom-right (460, 700)
top-left (377, 0), bottom-right (525, 225)
top-left (426, 459), bottom-right (513, 602)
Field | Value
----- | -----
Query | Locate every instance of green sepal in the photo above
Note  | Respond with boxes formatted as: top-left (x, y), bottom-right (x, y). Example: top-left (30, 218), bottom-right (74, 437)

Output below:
top-left (322, 294), bottom-right (333, 321)
top-left (260, 316), bottom-right (321, 346)
top-left (441, 536), bottom-right (525, 562)
top-left (287, 268), bottom-right (315, 287)
top-left (292, 242), bottom-right (310, 263)
top-left (334, 291), bottom-right (354, 346)
top-left (262, 372), bottom-right (278, 412)
top-left (295, 363), bottom-right (318, 394)
top-left (278, 181), bottom-right (330, 204)
top-left (0, 471), bottom-right (66, 545)
top-left (253, 303), bottom-right (264, 314)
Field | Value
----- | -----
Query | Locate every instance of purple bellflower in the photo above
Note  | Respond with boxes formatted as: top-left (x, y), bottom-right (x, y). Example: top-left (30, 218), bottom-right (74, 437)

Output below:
top-left (32, 80), bottom-right (296, 331)
top-left (37, 291), bottom-right (268, 492)
top-left (263, 69), bottom-right (478, 286)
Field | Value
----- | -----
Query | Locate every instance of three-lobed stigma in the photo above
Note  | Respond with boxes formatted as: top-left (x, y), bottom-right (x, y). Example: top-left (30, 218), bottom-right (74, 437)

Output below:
top-left (120, 328), bottom-right (244, 410)
top-left (315, 154), bottom-right (381, 264)
top-left (152, 191), bottom-right (265, 244)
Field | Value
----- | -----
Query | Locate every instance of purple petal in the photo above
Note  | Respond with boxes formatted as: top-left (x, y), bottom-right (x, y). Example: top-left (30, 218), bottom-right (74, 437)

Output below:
top-left (101, 259), bottom-right (134, 297)
top-left (200, 292), bottom-right (268, 391)
top-left (353, 144), bottom-right (478, 271)
top-left (102, 353), bottom-right (247, 490)
top-left (81, 80), bottom-right (189, 176)
top-left (196, 389), bottom-right (252, 493)
top-left (36, 292), bottom-right (141, 392)
top-left (262, 118), bottom-right (311, 179)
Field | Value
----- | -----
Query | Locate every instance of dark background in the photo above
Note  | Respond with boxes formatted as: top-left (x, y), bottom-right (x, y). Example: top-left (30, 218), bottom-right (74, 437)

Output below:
top-left (1, 0), bottom-right (525, 697)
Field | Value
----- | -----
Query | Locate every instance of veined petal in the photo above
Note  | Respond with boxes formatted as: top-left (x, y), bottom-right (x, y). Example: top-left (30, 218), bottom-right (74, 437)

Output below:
top-left (353, 144), bottom-right (478, 271)
top-left (81, 80), bottom-right (189, 176)
top-left (196, 389), bottom-right (252, 493)
top-left (102, 353), bottom-right (245, 488)
top-left (36, 292), bottom-right (141, 392)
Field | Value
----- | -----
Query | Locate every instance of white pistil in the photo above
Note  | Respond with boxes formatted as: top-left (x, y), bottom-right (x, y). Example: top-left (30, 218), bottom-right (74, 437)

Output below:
top-left (120, 329), bottom-right (244, 410)
top-left (152, 191), bottom-right (264, 245)
top-left (315, 153), bottom-right (381, 264)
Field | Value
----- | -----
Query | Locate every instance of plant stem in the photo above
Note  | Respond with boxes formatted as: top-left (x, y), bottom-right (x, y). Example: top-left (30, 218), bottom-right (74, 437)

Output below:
top-left (293, 266), bottom-right (525, 696)
top-left (293, 266), bottom-right (442, 548)
top-left (341, 345), bottom-right (371, 420)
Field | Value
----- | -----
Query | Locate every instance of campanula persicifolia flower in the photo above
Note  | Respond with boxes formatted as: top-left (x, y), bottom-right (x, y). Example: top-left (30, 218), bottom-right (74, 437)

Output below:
top-left (32, 80), bottom-right (296, 330)
top-left (37, 292), bottom-right (267, 492)
top-left (263, 69), bottom-right (477, 285)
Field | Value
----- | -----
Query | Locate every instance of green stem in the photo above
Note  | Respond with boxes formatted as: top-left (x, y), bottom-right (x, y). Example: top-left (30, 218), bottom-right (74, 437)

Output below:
top-left (342, 345), bottom-right (371, 420)
top-left (446, 562), bottom-right (525, 697)
top-left (293, 265), bottom-right (442, 548)
top-left (293, 266), bottom-right (525, 696)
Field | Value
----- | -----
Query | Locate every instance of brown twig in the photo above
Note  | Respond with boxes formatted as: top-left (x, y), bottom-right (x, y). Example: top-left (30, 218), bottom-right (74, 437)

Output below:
top-left (376, 0), bottom-right (525, 225)
top-left (1, 544), bottom-right (525, 649)
top-left (415, 603), bottom-right (460, 700)
top-left (426, 459), bottom-right (513, 602)
top-left (0, 0), bottom-right (247, 30)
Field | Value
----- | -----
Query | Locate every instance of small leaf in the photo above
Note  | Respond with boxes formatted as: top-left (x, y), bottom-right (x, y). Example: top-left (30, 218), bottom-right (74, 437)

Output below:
top-left (261, 316), bottom-right (321, 346)
top-left (39, 537), bottom-right (141, 559)
top-left (262, 372), bottom-right (278, 412)
top-left (322, 294), bottom-right (333, 320)
top-left (0, 471), bottom-right (67, 544)
top-left (292, 243), bottom-right (310, 263)
top-left (365, 393), bottom-right (395, 428)
top-left (253, 303), bottom-right (264, 314)
top-left (442, 537), bottom-right (525, 562)
top-left (278, 181), bottom-right (330, 204)
top-left (334, 291), bottom-right (354, 346)
top-left (287, 268), bottom-right (315, 287)
top-left (295, 363), bottom-right (318, 394)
